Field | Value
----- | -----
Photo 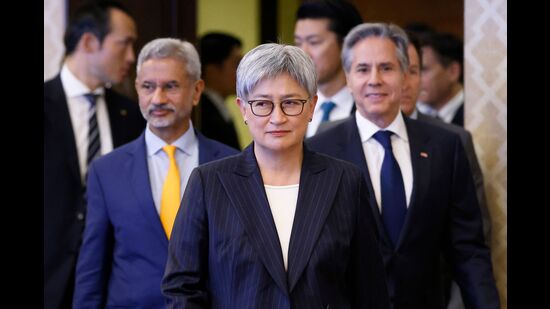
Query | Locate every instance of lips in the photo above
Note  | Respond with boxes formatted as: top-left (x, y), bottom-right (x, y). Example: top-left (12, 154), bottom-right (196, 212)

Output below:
top-left (267, 130), bottom-right (291, 137)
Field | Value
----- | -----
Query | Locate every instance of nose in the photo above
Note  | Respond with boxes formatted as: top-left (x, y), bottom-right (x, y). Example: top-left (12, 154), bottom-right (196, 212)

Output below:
top-left (300, 44), bottom-right (312, 58)
top-left (368, 68), bottom-right (382, 87)
top-left (152, 87), bottom-right (168, 104)
top-left (126, 46), bottom-right (135, 64)
top-left (269, 103), bottom-right (287, 124)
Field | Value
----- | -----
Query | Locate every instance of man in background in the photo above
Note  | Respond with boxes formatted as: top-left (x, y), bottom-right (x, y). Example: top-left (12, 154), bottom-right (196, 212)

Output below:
top-left (419, 32), bottom-right (465, 126)
top-left (44, 2), bottom-right (145, 308)
top-left (294, 0), bottom-right (362, 137)
top-left (196, 32), bottom-right (242, 149)
top-left (402, 31), bottom-right (491, 309)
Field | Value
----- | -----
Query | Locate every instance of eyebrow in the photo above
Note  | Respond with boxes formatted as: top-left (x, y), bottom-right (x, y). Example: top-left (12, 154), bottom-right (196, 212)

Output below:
top-left (250, 93), bottom-right (305, 99)
top-left (294, 34), bottom-right (321, 41)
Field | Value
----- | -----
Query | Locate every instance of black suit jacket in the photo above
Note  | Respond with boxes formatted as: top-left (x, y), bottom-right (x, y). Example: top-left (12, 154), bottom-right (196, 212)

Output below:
top-left (306, 116), bottom-right (499, 309)
top-left (196, 93), bottom-right (241, 150)
top-left (162, 145), bottom-right (390, 308)
top-left (451, 103), bottom-right (464, 127)
top-left (44, 75), bottom-right (145, 309)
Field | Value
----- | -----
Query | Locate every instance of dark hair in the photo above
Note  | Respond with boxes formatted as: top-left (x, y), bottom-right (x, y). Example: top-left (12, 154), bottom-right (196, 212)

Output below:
top-left (198, 32), bottom-right (242, 69)
top-left (421, 32), bottom-right (464, 83)
top-left (63, 1), bottom-right (131, 56)
top-left (406, 30), bottom-right (423, 68)
top-left (296, 0), bottom-right (363, 44)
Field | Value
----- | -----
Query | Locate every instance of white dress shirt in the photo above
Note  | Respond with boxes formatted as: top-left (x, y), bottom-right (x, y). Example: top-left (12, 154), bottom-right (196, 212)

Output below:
top-left (264, 184), bottom-right (299, 271)
top-left (355, 111), bottom-right (413, 211)
top-left (60, 64), bottom-right (114, 183)
top-left (145, 122), bottom-right (199, 214)
top-left (437, 89), bottom-right (464, 124)
top-left (306, 87), bottom-right (354, 137)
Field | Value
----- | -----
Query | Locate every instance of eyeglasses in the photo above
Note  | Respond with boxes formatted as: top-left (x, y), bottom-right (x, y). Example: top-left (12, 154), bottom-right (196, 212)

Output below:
top-left (247, 98), bottom-right (309, 117)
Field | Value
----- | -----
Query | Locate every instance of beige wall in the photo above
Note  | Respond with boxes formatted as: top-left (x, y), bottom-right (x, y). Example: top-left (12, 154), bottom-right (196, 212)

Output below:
top-left (464, 0), bottom-right (507, 307)
top-left (44, 0), bottom-right (65, 81)
top-left (197, 0), bottom-right (260, 149)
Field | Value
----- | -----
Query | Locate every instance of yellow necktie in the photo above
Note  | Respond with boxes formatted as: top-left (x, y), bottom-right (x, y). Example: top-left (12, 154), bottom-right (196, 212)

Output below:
top-left (160, 145), bottom-right (181, 239)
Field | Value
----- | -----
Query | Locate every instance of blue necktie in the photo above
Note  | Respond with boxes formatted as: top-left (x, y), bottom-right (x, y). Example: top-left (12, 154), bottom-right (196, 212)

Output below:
top-left (320, 101), bottom-right (336, 122)
top-left (84, 93), bottom-right (101, 167)
top-left (373, 130), bottom-right (407, 248)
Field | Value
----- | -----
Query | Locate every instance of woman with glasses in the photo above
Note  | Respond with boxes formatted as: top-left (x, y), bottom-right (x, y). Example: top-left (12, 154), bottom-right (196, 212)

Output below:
top-left (162, 43), bottom-right (390, 308)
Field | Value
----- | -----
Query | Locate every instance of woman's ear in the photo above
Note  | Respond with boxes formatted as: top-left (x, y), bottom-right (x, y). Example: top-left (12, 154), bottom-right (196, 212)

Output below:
top-left (236, 97), bottom-right (247, 122)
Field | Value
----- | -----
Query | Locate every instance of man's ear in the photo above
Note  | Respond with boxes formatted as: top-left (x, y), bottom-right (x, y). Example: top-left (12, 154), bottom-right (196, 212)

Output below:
top-left (79, 32), bottom-right (101, 54)
top-left (447, 61), bottom-right (461, 83)
top-left (192, 79), bottom-right (205, 107)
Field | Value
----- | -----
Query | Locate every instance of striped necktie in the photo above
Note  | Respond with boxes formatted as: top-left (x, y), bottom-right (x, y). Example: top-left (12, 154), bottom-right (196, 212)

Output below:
top-left (84, 93), bottom-right (101, 167)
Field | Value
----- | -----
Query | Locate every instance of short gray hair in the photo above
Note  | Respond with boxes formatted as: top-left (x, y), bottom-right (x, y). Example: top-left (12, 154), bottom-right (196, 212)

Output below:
top-left (342, 23), bottom-right (409, 74)
top-left (136, 38), bottom-right (201, 82)
top-left (236, 43), bottom-right (317, 101)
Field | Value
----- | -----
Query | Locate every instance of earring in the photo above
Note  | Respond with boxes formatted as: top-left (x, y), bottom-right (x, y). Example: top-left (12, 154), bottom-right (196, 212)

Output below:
top-left (308, 118), bottom-right (312, 122)
top-left (244, 120), bottom-right (248, 125)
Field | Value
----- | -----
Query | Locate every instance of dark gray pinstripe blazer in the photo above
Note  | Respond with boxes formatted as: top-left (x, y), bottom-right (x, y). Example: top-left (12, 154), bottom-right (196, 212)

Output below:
top-left (162, 144), bottom-right (390, 309)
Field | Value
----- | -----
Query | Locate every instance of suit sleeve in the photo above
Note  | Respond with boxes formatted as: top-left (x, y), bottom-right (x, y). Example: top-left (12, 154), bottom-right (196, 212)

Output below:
top-left (162, 168), bottom-right (210, 309)
top-left (461, 131), bottom-right (491, 243)
top-left (73, 163), bottom-right (114, 308)
top-left (448, 135), bottom-right (500, 309)
top-left (350, 171), bottom-right (391, 309)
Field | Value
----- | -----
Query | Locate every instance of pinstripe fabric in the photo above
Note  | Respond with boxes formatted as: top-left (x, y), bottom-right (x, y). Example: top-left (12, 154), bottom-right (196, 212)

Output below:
top-left (163, 144), bottom-right (390, 308)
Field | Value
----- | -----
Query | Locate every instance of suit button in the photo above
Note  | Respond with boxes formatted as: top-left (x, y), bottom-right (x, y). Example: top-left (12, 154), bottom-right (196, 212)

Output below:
top-left (76, 212), bottom-right (85, 221)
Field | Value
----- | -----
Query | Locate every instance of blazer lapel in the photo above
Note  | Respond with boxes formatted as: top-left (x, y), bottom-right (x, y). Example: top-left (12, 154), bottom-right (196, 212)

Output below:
top-left (338, 117), bottom-right (391, 248)
top-left (217, 145), bottom-right (289, 295)
top-left (196, 130), bottom-right (222, 164)
top-left (287, 147), bottom-right (341, 292)
top-left (128, 134), bottom-right (169, 247)
top-left (395, 118), bottom-right (432, 249)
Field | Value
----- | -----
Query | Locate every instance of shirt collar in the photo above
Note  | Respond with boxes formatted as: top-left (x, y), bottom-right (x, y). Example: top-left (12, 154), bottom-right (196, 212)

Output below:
top-left (438, 88), bottom-right (464, 123)
top-left (355, 110), bottom-right (409, 143)
top-left (409, 109), bottom-right (419, 120)
top-left (145, 121), bottom-right (197, 157)
top-left (315, 87), bottom-right (353, 111)
top-left (60, 63), bottom-right (105, 98)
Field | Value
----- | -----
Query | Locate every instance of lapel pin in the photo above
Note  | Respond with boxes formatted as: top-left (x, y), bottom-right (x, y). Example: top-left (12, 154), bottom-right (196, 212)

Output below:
top-left (420, 152), bottom-right (428, 158)
top-left (120, 109), bottom-right (128, 116)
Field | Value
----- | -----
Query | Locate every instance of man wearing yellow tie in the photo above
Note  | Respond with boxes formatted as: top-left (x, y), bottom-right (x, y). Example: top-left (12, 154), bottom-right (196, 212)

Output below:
top-left (72, 38), bottom-right (238, 309)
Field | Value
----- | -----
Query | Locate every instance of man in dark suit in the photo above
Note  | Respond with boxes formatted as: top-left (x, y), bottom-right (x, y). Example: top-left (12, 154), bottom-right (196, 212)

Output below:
top-left (418, 32), bottom-right (465, 127)
top-left (195, 32), bottom-right (242, 149)
top-left (401, 33), bottom-right (491, 309)
top-left (44, 2), bottom-right (145, 308)
top-left (307, 23), bottom-right (499, 309)
top-left (73, 38), bottom-right (238, 309)
top-left (294, 0), bottom-right (362, 137)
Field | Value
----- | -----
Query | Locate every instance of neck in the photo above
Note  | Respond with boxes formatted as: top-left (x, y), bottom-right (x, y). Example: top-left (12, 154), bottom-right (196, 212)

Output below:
top-left (150, 121), bottom-right (190, 145)
top-left (434, 84), bottom-right (462, 111)
top-left (254, 143), bottom-right (303, 186)
top-left (203, 68), bottom-right (230, 98)
top-left (360, 109), bottom-right (400, 129)
top-left (318, 69), bottom-right (347, 97)
top-left (65, 55), bottom-right (102, 91)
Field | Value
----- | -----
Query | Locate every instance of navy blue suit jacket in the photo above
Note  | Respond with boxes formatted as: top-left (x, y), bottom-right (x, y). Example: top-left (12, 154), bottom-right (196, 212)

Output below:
top-left (162, 145), bottom-right (390, 308)
top-left (44, 75), bottom-right (145, 309)
top-left (306, 115), bottom-right (499, 309)
top-left (73, 131), bottom-right (238, 309)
